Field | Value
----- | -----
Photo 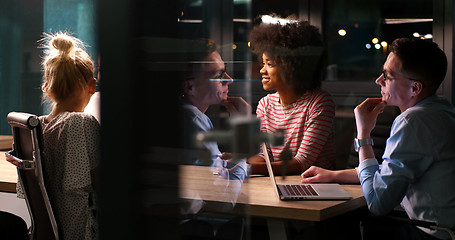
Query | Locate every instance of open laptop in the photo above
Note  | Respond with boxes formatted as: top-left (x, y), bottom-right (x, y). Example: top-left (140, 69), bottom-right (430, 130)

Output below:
top-left (262, 142), bottom-right (351, 200)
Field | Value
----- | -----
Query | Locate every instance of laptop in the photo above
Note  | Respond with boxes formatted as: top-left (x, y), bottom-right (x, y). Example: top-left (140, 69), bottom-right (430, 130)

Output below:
top-left (262, 142), bottom-right (351, 200)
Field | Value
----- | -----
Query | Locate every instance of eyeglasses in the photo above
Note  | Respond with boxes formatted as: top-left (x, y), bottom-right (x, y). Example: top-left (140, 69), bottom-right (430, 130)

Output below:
top-left (209, 70), bottom-right (232, 82)
top-left (382, 70), bottom-right (417, 81)
top-left (382, 71), bottom-right (418, 81)
top-left (381, 71), bottom-right (425, 87)
top-left (216, 70), bottom-right (227, 79)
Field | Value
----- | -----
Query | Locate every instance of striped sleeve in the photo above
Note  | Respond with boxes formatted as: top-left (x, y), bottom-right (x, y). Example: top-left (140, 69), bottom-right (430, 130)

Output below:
top-left (255, 91), bottom-right (336, 171)
top-left (293, 91), bottom-right (335, 170)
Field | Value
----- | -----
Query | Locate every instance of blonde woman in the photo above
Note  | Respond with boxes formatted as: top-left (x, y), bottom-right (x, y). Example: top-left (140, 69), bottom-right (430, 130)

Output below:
top-left (37, 32), bottom-right (98, 239)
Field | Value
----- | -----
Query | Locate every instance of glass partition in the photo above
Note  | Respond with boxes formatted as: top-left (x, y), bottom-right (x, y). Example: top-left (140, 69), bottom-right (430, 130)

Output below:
top-left (2, 0), bottom-right (452, 239)
top-left (176, 1), bottom-right (253, 239)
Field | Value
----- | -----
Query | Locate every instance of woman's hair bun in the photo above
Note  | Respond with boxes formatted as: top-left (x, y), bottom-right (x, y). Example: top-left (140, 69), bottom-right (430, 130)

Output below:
top-left (50, 34), bottom-right (75, 55)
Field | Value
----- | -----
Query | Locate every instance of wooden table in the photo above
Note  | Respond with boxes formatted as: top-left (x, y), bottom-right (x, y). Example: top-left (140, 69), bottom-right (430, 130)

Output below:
top-left (180, 165), bottom-right (365, 222)
top-left (0, 136), bottom-right (15, 192)
top-left (2, 156), bottom-right (367, 217)
top-left (0, 151), bottom-right (17, 193)
top-left (0, 135), bottom-right (13, 151)
top-left (1, 154), bottom-right (367, 238)
top-left (180, 165), bottom-right (367, 239)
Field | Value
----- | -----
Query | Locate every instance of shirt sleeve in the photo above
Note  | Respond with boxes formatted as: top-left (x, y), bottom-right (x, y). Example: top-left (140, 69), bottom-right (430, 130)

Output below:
top-left (256, 96), bottom-right (266, 119)
top-left (294, 93), bottom-right (335, 170)
top-left (255, 97), bottom-right (268, 157)
top-left (358, 114), bottom-right (434, 215)
top-left (62, 114), bottom-right (100, 192)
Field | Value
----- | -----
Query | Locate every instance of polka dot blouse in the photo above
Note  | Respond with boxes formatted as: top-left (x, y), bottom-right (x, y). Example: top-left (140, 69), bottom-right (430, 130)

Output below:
top-left (39, 112), bottom-right (100, 240)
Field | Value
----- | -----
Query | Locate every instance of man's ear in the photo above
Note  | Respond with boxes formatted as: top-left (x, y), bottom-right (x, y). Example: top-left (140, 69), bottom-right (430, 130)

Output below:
top-left (411, 80), bottom-right (424, 96)
top-left (183, 79), bottom-right (195, 96)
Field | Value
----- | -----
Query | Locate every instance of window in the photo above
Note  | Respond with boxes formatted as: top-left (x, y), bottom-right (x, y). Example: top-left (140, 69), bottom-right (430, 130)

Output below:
top-left (323, 0), bottom-right (432, 82)
top-left (44, 0), bottom-right (97, 62)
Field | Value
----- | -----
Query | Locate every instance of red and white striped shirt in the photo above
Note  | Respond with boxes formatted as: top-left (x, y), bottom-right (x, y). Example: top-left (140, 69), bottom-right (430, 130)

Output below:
top-left (256, 90), bottom-right (336, 171)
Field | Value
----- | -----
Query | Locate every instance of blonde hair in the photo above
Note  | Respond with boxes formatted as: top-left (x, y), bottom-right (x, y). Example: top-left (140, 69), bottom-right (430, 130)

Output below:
top-left (40, 32), bottom-right (95, 104)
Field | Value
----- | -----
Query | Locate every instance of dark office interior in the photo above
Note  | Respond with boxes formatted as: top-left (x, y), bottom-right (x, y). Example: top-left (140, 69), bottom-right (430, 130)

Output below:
top-left (0, 0), bottom-right (454, 239)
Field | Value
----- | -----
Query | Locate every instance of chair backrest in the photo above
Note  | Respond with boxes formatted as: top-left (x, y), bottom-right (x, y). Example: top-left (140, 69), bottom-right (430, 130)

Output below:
top-left (6, 112), bottom-right (59, 240)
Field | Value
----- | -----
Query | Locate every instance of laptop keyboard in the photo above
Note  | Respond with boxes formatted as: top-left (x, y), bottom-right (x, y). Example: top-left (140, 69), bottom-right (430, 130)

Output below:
top-left (283, 184), bottom-right (318, 196)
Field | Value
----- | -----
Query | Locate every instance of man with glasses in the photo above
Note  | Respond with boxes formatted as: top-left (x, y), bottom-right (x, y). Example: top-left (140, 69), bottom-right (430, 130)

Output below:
top-left (301, 38), bottom-right (455, 239)
top-left (181, 38), bottom-right (251, 168)
top-left (179, 38), bottom-right (250, 240)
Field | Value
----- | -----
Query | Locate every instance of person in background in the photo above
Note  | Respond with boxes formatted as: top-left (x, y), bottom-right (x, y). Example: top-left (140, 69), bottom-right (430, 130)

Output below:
top-left (84, 55), bottom-right (101, 123)
top-left (301, 38), bottom-right (455, 240)
top-left (248, 16), bottom-right (336, 175)
top-left (6, 32), bottom-right (100, 239)
top-left (181, 38), bottom-right (250, 180)
top-left (180, 38), bottom-right (251, 240)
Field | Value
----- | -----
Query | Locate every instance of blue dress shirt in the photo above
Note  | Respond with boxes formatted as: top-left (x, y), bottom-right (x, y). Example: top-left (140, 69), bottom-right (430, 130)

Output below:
top-left (182, 102), bottom-right (221, 165)
top-left (358, 95), bottom-right (455, 239)
top-left (182, 102), bottom-right (248, 181)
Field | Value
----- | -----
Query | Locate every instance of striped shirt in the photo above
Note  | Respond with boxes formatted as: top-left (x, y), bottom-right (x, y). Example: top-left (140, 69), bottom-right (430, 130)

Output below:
top-left (256, 90), bottom-right (336, 171)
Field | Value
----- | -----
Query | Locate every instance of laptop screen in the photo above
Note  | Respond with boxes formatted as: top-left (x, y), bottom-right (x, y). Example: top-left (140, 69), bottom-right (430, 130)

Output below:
top-left (262, 142), bottom-right (279, 187)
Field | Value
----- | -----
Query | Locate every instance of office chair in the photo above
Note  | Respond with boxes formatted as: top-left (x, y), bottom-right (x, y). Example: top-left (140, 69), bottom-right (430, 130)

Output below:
top-left (361, 215), bottom-right (455, 240)
top-left (6, 112), bottom-right (59, 240)
top-left (406, 218), bottom-right (455, 240)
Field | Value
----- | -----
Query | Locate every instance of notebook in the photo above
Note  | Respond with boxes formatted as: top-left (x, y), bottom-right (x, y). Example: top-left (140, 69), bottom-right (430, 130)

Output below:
top-left (262, 142), bottom-right (352, 200)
